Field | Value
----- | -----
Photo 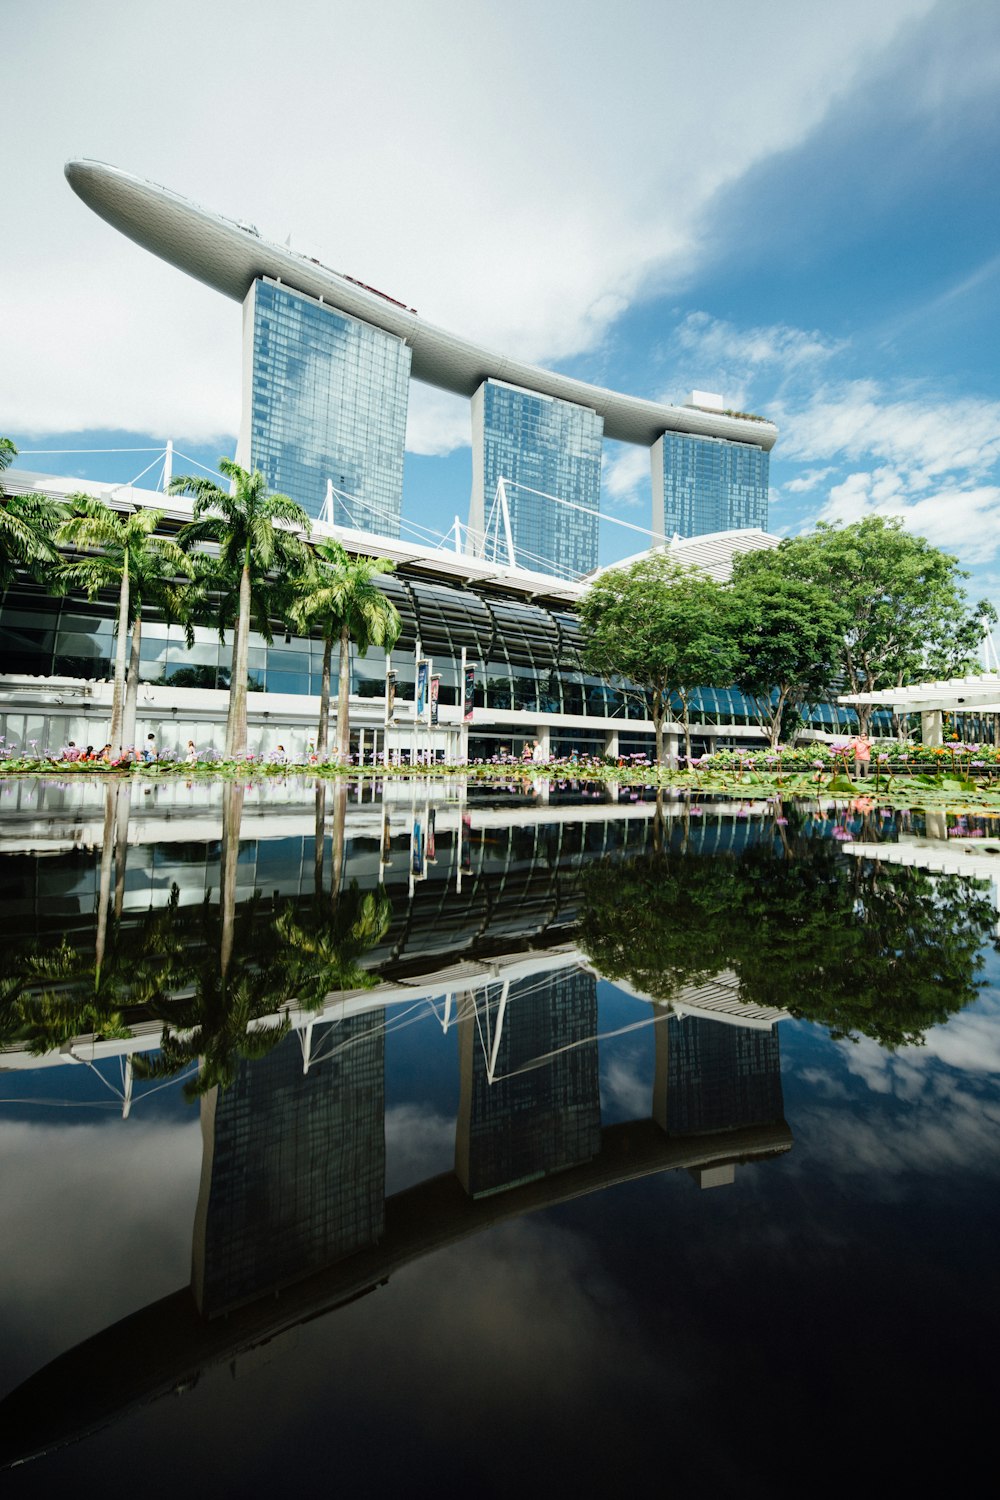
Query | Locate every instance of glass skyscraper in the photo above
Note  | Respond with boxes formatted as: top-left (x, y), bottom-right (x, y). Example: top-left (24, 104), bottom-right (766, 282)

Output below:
top-left (238, 276), bottom-right (411, 533)
top-left (651, 431), bottom-right (769, 540)
top-left (455, 968), bottom-right (602, 1198)
top-left (469, 378), bottom-right (603, 579)
top-left (192, 1018), bottom-right (386, 1317)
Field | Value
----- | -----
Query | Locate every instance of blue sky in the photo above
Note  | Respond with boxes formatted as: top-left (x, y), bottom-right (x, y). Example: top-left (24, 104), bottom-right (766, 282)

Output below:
top-left (6, 0), bottom-right (1000, 613)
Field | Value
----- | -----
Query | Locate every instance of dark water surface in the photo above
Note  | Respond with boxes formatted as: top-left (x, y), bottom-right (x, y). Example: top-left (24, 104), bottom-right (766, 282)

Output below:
top-left (1, 776), bottom-right (999, 1494)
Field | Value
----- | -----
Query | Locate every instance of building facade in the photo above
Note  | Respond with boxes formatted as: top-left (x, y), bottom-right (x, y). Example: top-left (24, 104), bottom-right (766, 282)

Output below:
top-left (651, 430), bottom-right (770, 541)
top-left (64, 161), bottom-right (781, 579)
top-left (469, 379), bottom-right (603, 577)
top-left (237, 277), bottom-right (411, 532)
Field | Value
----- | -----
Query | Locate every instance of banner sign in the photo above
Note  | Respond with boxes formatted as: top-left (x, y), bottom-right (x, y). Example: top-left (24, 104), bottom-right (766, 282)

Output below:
top-left (461, 811), bottom-right (472, 873)
top-left (427, 807), bottom-right (437, 863)
top-left (411, 819), bottom-right (424, 878)
top-left (386, 670), bottom-right (397, 720)
top-left (430, 675), bottom-right (440, 726)
top-left (463, 665), bottom-right (475, 723)
top-left (416, 660), bottom-right (429, 717)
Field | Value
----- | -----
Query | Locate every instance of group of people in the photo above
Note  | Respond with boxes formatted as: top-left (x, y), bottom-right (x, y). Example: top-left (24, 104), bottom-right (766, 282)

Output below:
top-left (61, 734), bottom-right (160, 765)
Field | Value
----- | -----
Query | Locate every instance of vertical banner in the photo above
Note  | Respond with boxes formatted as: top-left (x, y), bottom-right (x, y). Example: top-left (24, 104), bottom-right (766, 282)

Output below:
top-left (463, 665), bottom-right (475, 723)
top-left (386, 670), bottom-right (397, 721)
top-left (411, 817), bottom-right (424, 878)
top-left (430, 675), bottom-right (440, 726)
top-left (461, 811), bottom-right (473, 873)
top-left (416, 660), bottom-right (429, 718)
top-left (427, 807), bottom-right (437, 863)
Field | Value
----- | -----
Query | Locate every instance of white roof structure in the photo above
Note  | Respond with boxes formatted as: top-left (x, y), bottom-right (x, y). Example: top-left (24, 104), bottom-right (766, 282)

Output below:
top-left (64, 160), bottom-right (778, 454)
top-left (839, 675), bottom-right (1000, 714)
top-left (587, 527), bottom-right (779, 585)
top-left (5, 468), bottom-right (778, 600)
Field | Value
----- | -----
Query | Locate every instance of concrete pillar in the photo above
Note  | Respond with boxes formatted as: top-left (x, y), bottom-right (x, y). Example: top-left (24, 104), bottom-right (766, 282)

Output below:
top-left (665, 731), bottom-right (680, 767)
top-left (922, 710), bottom-right (943, 747)
top-left (358, 727), bottom-right (366, 765)
top-left (536, 726), bottom-right (551, 761)
top-left (604, 729), bottom-right (619, 760)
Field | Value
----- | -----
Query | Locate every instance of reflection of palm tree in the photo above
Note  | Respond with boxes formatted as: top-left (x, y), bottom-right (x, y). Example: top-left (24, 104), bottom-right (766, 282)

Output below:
top-left (136, 781), bottom-right (290, 1097)
top-left (273, 882), bottom-right (391, 1011)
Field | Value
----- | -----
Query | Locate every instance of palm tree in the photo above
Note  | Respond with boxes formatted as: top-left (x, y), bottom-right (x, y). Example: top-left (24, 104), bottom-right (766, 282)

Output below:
top-left (290, 539), bottom-right (400, 759)
top-left (57, 498), bottom-right (193, 754)
top-left (272, 881), bottom-right (391, 1010)
top-left (170, 460), bottom-right (308, 758)
top-left (0, 437), bottom-right (67, 598)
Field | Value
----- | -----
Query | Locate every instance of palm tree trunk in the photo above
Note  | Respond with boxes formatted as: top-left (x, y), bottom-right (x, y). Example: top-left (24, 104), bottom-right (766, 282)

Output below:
top-left (314, 781), bottom-right (326, 898)
top-left (227, 562), bottom-right (252, 758)
top-left (122, 612), bottom-right (142, 755)
top-left (219, 782), bottom-right (245, 983)
top-left (317, 633), bottom-right (333, 754)
top-left (330, 779), bottom-right (347, 914)
top-left (95, 784), bottom-right (116, 987)
top-left (336, 623), bottom-right (351, 763)
top-left (110, 559), bottom-right (130, 754)
top-left (114, 781), bottom-right (132, 920)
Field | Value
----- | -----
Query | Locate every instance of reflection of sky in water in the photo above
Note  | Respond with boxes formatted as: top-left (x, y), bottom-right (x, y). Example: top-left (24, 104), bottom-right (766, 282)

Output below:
top-left (2, 787), bottom-right (1000, 1493)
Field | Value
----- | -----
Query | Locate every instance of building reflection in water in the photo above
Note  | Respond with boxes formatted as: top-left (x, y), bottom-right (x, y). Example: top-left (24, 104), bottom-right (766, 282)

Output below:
top-left (456, 971), bottom-right (602, 1198)
top-left (193, 1016), bottom-right (386, 1318)
top-left (189, 960), bottom-right (788, 1317)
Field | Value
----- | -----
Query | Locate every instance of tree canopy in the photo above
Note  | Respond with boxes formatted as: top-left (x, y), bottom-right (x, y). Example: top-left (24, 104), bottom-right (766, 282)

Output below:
top-left (735, 517), bottom-right (981, 735)
top-left (579, 555), bottom-right (737, 762)
top-left (171, 459), bottom-right (309, 757)
top-left (580, 826), bottom-right (996, 1048)
top-left (729, 555), bottom-right (847, 748)
top-left (0, 437), bottom-right (66, 597)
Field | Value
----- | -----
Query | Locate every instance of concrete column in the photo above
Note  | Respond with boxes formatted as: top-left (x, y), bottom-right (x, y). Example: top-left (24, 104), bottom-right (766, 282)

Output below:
top-left (604, 729), bottom-right (619, 760)
top-left (536, 725), bottom-right (551, 761)
top-left (922, 710), bottom-right (943, 747)
top-left (358, 727), bottom-right (366, 765)
top-left (665, 731), bottom-right (680, 767)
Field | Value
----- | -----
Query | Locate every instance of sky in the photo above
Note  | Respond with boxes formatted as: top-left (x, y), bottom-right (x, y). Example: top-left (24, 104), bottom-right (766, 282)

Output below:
top-left (5, 0), bottom-right (1000, 615)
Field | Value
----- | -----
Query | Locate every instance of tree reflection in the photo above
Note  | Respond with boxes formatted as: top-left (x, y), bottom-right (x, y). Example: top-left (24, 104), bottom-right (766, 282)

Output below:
top-left (581, 826), bottom-right (998, 1047)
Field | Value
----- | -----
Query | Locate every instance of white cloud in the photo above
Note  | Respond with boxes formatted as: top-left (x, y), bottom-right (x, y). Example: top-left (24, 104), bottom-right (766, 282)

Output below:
top-left (602, 446), bottom-right (650, 507)
top-left (673, 311), bottom-right (844, 378)
top-left (3, 0), bottom-right (931, 438)
top-left (784, 466), bottom-right (836, 494)
top-left (778, 382), bottom-right (1000, 478)
top-left (404, 384), bottom-right (471, 457)
top-left (816, 468), bottom-right (1000, 560)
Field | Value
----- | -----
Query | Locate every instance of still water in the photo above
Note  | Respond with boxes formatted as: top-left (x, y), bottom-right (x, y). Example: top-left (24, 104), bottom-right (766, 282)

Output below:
top-left (1, 776), bottom-right (999, 1493)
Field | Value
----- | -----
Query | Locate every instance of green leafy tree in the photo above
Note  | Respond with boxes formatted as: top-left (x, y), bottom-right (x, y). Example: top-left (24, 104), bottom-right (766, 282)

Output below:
top-left (739, 518), bottom-right (979, 737)
top-left (729, 560), bottom-right (847, 749)
top-left (170, 460), bottom-right (308, 757)
top-left (580, 555), bottom-right (737, 763)
top-left (57, 499), bottom-right (193, 753)
top-left (0, 437), bottom-right (67, 598)
top-left (288, 539), bottom-right (400, 759)
top-left (580, 830), bottom-right (996, 1048)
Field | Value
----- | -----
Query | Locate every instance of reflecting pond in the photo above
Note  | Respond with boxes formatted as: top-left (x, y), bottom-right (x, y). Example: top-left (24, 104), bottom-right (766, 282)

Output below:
top-left (1, 776), bottom-right (999, 1493)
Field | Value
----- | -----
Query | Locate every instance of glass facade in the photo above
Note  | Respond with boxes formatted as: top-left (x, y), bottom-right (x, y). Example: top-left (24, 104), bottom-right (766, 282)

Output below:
top-left (195, 1020), bottom-right (385, 1317)
top-left (0, 580), bottom-right (882, 736)
top-left (470, 379), bottom-right (603, 579)
top-left (652, 432), bottom-right (769, 540)
top-left (243, 278), bottom-right (411, 532)
top-left (456, 968), bottom-right (601, 1197)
